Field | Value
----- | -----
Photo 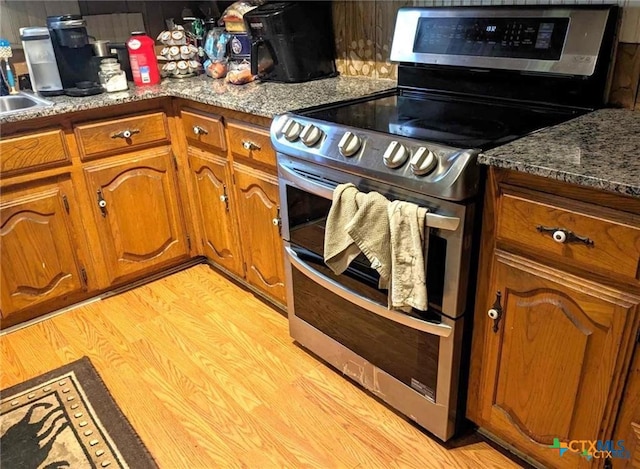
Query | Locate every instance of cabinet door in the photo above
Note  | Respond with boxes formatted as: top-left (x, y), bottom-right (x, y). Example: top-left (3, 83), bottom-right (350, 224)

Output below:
top-left (1, 181), bottom-right (86, 323)
top-left (189, 148), bottom-right (243, 276)
top-left (233, 165), bottom-right (286, 304)
top-left (478, 252), bottom-right (639, 469)
top-left (84, 149), bottom-right (188, 285)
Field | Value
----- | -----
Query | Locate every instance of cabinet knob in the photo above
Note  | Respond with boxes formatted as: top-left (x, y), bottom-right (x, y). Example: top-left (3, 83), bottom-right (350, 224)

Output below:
top-left (552, 230), bottom-right (567, 243)
top-left (242, 140), bottom-right (261, 151)
top-left (272, 217), bottom-right (281, 227)
top-left (96, 190), bottom-right (107, 217)
top-left (111, 129), bottom-right (140, 139)
top-left (489, 291), bottom-right (503, 333)
top-left (219, 194), bottom-right (228, 203)
top-left (193, 125), bottom-right (208, 136)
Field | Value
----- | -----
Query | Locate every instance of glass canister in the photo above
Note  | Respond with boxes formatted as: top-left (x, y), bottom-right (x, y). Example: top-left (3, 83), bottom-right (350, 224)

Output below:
top-left (98, 58), bottom-right (128, 92)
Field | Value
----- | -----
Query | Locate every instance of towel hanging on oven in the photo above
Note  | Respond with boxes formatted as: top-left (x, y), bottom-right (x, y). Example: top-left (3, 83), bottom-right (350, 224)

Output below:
top-left (324, 183), bottom-right (429, 311)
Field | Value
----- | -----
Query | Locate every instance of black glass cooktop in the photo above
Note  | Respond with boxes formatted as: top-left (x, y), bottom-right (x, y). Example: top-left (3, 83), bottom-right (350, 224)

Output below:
top-left (302, 90), bottom-right (586, 150)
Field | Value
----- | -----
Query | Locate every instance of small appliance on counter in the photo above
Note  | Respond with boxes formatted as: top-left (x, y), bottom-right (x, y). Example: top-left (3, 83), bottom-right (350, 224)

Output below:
top-left (244, 2), bottom-right (337, 83)
top-left (20, 27), bottom-right (64, 96)
top-left (47, 14), bottom-right (103, 96)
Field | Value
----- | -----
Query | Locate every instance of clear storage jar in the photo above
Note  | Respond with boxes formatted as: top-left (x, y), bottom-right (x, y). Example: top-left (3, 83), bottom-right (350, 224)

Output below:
top-left (98, 58), bottom-right (128, 92)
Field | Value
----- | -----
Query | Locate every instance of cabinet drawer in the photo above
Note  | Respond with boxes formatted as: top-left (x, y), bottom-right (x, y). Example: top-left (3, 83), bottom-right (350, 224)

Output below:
top-left (497, 191), bottom-right (640, 282)
top-left (181, 109), bottom-right (226, 152)
top-left (228, 121), bottom-right (275, 168)
top-left (75, 112), bottom-right (169, 159)
top-left (0, 129), bottom-right (70, 174)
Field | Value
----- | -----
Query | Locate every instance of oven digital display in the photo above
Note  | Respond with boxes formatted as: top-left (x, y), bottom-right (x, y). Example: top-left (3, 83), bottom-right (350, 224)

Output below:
top-left (413, 17), bottom-right (569, 60)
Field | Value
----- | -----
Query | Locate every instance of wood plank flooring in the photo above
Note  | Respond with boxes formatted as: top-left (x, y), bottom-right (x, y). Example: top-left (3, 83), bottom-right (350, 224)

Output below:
top-left (1, 264), bottom-right (523, 468)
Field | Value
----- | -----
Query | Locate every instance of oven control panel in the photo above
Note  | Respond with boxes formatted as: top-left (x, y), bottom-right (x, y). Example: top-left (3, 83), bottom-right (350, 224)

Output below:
top-left (271, 114), bottom-right (480, 201)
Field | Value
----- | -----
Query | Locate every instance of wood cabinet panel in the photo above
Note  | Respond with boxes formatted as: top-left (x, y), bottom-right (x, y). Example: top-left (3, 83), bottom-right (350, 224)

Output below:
top-left (75, 112), bottom-right (169, 159)
top-left (477, 251), bottom-right (639, 469)
top-left (613, 349), bottom-right (640, 468)
top-left (498, 190), bottom-right (640, 284)
top-left (0, 181), bottom-right (86, 323)
top-left (83, 148), bottom-right (188, 285)
top-left (181, 109), bottom-right (226, 153)
top-left (227, 121), bottom-right (276, 168)
top-left (0, 129), bottom-right (70, 175)
top-left (233, 165), bottom-right (285, 304)
top-left (189, 148), bottom-right (243, 276)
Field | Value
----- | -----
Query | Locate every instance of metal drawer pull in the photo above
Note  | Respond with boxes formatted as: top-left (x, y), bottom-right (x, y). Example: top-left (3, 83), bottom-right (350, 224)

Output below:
top-left (193, 125), bottom-right (208, 135)
top-left (111, 129), bottom-right (140, 139)
top-left (536, 225), bottom-right (594, 246)
top-left (242, 140), bottom-right (261, 151)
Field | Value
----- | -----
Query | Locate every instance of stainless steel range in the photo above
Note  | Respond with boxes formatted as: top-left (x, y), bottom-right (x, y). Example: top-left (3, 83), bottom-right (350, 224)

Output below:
top-left (270, 5), bottom-right (617, 441)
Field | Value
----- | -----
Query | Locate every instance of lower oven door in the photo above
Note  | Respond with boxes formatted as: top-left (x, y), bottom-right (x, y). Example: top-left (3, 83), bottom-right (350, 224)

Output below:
top-left (277, 156), bottom-right (470, 441)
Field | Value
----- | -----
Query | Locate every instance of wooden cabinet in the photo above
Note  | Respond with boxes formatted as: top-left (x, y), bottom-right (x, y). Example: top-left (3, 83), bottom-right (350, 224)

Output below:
top-left (468, 168), bottom-right (640, 468)
top-left (613, 349), bottom-right (640, 468)
top-left (83, 148), bottom-right (189, 285)
top-left (0, 128), bottom-right (70, 175)
top-left (188, 148), bottom-right (243, 276)
top-left (475, 251), bottom-right (639, 469)
top-left (0, 179), bottom-right (88, 326)
top-left (234, 164), bottom-right (286, 304)
top-left (178, 104), bottom-right (286, 307)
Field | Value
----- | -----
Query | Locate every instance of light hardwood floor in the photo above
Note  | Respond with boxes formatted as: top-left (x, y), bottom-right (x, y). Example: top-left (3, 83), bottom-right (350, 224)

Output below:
top-left (1, 264), bottom-right (524, 468)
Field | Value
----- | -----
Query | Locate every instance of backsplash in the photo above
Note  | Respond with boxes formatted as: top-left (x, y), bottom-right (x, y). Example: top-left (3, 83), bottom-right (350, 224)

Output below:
top-left (333, 0), bottom-right (640, 110)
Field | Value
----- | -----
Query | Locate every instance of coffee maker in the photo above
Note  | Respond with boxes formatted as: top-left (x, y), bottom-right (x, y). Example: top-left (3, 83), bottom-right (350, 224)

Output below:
top-left (244, 2), bottom-right (337, 83)
top-left (47, 14), bottom-right (102, 96)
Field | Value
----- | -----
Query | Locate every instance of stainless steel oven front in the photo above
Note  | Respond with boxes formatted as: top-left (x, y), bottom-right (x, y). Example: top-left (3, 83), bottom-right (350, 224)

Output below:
top-left (277, 155), bottom-right (476, 441)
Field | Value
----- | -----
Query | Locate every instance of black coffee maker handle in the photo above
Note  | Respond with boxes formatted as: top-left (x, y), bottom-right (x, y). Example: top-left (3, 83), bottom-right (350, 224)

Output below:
top-left (251, 38), bottom-right (263, 76)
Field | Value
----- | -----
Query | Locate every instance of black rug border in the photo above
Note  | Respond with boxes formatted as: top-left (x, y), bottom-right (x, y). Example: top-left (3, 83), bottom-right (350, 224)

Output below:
top-left (1, 356), bottom-right (158, 469)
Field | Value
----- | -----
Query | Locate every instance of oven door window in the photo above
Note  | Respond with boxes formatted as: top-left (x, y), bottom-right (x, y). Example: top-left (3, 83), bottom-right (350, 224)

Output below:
top-left (286, 184), bottom-right (446, 311)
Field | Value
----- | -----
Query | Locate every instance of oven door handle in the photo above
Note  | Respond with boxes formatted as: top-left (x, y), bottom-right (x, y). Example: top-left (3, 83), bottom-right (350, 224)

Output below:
top-left (285, 246), bottom-right (453, 338)
top-left (278, 161), bottom-right (460, 232)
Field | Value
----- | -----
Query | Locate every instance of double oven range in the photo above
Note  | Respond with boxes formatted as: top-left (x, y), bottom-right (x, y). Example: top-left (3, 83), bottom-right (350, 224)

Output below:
top-left (270, 5), bottom-right (617, 441)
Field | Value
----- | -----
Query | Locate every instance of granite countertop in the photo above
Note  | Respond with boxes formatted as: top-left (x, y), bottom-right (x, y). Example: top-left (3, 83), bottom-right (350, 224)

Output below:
top-left (479, 108), bottom-right (640, 198)
top-left (0, 74), bottom-right (395, 124)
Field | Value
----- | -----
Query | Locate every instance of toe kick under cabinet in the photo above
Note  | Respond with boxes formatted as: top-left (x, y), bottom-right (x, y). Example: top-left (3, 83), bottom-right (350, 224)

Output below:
top-left (467, 168), bottom-right (640, 469)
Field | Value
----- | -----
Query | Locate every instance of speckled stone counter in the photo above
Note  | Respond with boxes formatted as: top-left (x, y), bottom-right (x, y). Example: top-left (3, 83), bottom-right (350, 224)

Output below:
top-left (479, 108), bottom-right (640, 198)
top-left (0, 74), bottom-right (394, 124)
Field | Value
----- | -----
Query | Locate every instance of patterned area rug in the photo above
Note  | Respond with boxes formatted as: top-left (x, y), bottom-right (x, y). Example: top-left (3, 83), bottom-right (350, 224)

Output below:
top-left (0, 357), bottom-right (157, 469)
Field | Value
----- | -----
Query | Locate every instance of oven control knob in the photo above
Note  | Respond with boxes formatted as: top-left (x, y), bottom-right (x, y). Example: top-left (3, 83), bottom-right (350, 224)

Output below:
top-left (300, 124), bottom-right (323, 147)
top-left (282, 118), bottom-right (303, 142)
top-left (383, 141), bottom-right (409, 168)
top-left (410, 147), bottom-right (438, 176)
top-left (338, 131), bottom-right (362, 157)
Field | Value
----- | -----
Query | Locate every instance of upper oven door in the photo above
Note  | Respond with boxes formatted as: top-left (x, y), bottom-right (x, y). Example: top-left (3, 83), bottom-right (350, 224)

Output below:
top-left (277, 155), bottom-right (473, 319)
